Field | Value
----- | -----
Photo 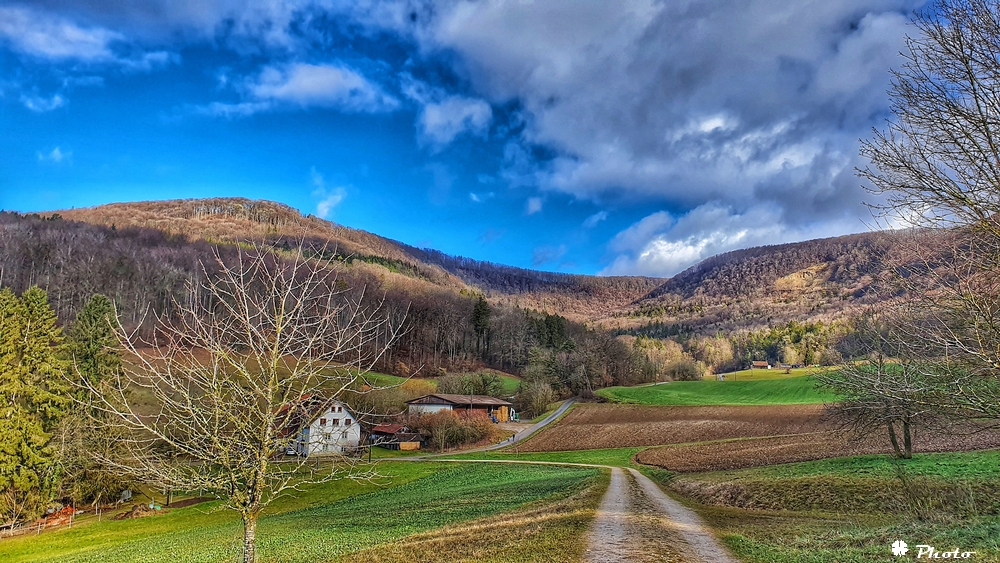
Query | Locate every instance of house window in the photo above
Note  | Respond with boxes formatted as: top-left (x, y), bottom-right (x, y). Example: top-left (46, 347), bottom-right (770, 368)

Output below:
top-left (341, 431), bottom-right (348, 438)
top-left (344, 419), bottom-right (351, 426)
top-left (332, 419), bottom-right (340, 426)
top-left (320, 418), bottom-right (327, 426)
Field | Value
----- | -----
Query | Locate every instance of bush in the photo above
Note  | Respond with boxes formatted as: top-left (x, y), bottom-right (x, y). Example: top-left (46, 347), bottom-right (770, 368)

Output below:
top-left (415, 411), bottom-right (504, 451)
top-left (666, 359), bottom-right (704, 381)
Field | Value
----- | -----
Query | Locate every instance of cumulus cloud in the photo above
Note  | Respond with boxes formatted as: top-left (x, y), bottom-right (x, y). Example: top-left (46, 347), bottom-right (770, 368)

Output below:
top-left (337, 0), bottom-right (918, 274)
top-left (601, 203), bottom-right (853, 277)
top-left (249, 63), bottom-right (398, 112)
top-left (402, 75), bottom-right (492, 147)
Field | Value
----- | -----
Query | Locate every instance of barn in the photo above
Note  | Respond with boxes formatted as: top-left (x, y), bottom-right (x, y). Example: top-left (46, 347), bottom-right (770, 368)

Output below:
top-left (406, 394), bottom-right (515, 422)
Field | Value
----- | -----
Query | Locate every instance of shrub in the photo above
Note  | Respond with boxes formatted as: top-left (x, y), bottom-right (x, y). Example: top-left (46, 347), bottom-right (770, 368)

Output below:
top-left (415, 411), bottom-right (504, 451)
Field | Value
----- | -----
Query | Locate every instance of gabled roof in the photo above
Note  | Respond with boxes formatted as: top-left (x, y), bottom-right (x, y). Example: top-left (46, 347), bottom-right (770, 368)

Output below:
top-left (406, 394), bottom-right (513, 407)
top-left (372, 423), bottom-right (406, 435)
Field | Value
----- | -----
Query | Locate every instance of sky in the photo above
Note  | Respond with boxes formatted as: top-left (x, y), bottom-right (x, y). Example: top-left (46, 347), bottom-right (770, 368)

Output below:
top-left (0, 0), bottom-right (926, 277)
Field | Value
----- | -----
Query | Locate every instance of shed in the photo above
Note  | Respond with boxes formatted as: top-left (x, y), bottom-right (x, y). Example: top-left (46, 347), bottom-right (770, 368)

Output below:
top-left (406, 394), bottom-right (515, 422)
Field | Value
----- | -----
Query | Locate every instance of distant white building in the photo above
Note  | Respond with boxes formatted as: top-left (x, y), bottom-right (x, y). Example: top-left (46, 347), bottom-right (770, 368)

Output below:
top-left (281, 396), bottom-right (362, 457)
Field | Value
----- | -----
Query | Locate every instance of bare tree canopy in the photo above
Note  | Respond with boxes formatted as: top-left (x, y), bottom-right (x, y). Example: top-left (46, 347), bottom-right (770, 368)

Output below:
top-left (80, 243), bottom-right (404, 563)
top-left (860, 0), bottom-right (1000, 238)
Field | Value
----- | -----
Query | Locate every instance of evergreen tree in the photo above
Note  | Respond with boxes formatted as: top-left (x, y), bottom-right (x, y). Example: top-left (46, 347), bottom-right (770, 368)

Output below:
top-left (0, 287), bottom-right (69, 525)
top-left (68, 294), bottom-right (121, 397)
top-left (60, 294), bottom-right (129, 507)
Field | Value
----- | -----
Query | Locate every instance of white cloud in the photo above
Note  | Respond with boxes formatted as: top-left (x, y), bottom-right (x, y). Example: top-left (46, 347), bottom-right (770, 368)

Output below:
top-left (402, 74), bottom-right (493, 147)
top-left (310, 167), bottom-right (347, 219)
top-left (525, 197), bottom-right (543, 215)
top-left (469, 192), bottom-right (494, 203)
top-left (37, 147), bottom-right (70, 163)
top-left (340, 0), bottom-right (916, 252)
top-left (419, 96), bottom-right (492, 146)
top-left (601, 204), bottom-right (774, 277)
top-left (21, 94), bottom-right (65, 112)
top-left (0, 6), bottom-right (121, 62)
top-left (583, 211), bottom-right (608, 228)
top-left (249, 63), bottom-right (398, 113)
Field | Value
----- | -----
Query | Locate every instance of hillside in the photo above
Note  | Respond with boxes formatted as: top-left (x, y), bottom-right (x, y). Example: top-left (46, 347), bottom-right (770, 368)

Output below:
top-left (54, 198), bottom-right (660, 321)
top-left (34, 197), bottom-right (942, 337)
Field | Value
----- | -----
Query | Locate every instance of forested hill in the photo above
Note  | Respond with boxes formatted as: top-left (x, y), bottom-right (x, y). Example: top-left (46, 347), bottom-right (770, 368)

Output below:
top-left (12, 197), bottom-right (934, 335)
top-left (647, 232), bottom-right (893, 300)
top-left (53, 198), bottom-right (662, 320)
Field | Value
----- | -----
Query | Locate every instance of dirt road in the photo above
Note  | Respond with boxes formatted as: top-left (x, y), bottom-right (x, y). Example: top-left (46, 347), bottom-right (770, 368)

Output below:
top-left (584, 467), bottom-right (737, 563)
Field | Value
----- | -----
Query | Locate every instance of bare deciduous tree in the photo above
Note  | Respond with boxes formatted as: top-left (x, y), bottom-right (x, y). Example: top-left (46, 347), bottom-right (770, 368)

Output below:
top-left (857, 0), bottom-right (1000, 425)
top-left (81, 243), bottom-right (404, 563)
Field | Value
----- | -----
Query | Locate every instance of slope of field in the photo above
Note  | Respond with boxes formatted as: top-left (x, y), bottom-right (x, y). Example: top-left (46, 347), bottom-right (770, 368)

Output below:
top-left (519, 404), bottom-right (830, 452)
top-left (637, 427), bottom-right (1000, 473)
top-left (597, 376), bottom-right (837, 406)
top-left (0, 463), bottom-right (598, 563)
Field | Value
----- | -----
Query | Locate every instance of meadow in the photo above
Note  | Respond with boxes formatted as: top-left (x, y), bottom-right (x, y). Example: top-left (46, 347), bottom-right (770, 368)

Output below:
top-left (0, 463), bottom-right (599, 563)
top-left (597, 374), bottom-right (837, 405)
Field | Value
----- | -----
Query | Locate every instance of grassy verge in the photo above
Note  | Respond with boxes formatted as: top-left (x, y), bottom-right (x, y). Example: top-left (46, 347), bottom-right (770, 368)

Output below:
top-left (0, 463), bottom-right (599, 563)
top-left (702, 505), bottom-right (1000, 563)
top-left (348, 468), bottom-right (609, 563)
top-left (598, 375), bottom-right (838, 405)
top-left (648, 449), bottom-right (1000, 562)
top-left (442, 447), bottom-right (645, 468)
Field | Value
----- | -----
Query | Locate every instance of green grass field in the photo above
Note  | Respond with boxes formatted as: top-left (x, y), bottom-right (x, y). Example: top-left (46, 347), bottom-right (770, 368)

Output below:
top-left (443, 447), bottom-right (646, 468)
top-left (597, 375), bottom-right (838, 405)
top-left (0, 463), bottom-right (598, 563)
top-left (679, 450), bottom-right (1000, 562)
top-left (713, 367), bottom-right (823, 381)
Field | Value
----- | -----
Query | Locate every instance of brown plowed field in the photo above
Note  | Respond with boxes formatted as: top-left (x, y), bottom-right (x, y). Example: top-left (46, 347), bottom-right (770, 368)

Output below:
top-left (520, 404), bottom-right (830, 452)
top-left (523, 403), bottom-right (1000, 472)
top-left (636, 429), bottom-right (1000, 473)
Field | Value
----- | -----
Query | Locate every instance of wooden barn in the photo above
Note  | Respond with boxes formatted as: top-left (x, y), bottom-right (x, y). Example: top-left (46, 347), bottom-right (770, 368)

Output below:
top-left (406, 394), bottom-right (515, 422)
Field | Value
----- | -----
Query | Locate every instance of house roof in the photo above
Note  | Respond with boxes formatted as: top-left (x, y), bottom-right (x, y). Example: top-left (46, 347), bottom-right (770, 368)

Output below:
top-left (372, 423), bottom-right (406, 435)
top-left (406, 394), bottom-right (513, 407)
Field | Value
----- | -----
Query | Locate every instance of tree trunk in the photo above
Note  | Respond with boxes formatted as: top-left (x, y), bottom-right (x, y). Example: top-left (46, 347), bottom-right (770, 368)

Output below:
top-left (887, 421), bottom-right (903, 458)
top-left (902, 416), bottom-right (913, 459)
top-left (242, 513), bottom-right (258, 563)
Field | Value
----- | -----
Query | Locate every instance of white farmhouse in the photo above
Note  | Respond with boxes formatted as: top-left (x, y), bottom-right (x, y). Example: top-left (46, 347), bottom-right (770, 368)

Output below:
top-left (282, 396), bottom-right (362, 457)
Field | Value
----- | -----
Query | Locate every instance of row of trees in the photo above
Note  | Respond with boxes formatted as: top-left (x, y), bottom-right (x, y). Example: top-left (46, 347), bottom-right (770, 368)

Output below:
top-left (0, 287), bottom-right (125, 527)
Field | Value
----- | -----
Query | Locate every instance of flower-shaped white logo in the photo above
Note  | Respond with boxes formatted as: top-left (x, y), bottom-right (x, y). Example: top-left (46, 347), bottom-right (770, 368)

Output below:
top-left (892, 540), bottom-right (909, 556)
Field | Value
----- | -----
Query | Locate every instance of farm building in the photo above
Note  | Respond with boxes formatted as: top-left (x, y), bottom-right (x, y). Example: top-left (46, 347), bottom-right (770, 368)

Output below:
top-left (369, 424), bottom-right (424, 451)
top-left (406, 394), bottom-right (516, 422)
top-left (751, 361), bottom-right (771, 370)
top-left (279, 396), bottom-right (362, 457)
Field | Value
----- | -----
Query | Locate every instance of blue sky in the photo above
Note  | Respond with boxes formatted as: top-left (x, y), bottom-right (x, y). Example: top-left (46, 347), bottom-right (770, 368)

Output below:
top-left (0, 0), bottom-right (925, 276)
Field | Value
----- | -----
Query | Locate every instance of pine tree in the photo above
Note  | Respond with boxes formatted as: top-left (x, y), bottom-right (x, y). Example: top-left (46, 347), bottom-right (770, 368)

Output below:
top-left (0, 287), bottom-right (69, 525)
